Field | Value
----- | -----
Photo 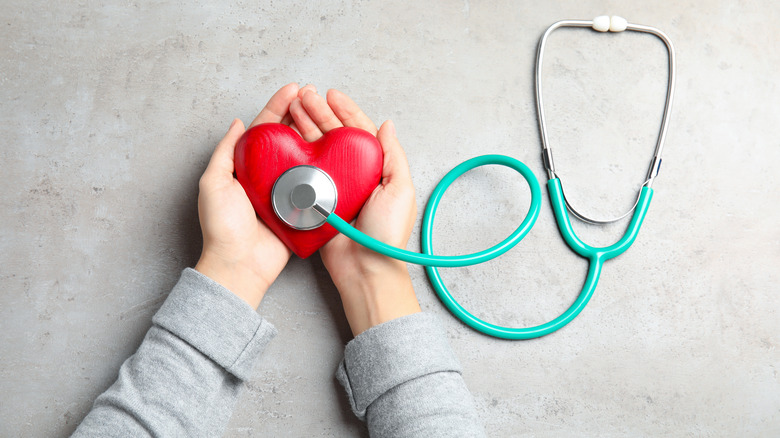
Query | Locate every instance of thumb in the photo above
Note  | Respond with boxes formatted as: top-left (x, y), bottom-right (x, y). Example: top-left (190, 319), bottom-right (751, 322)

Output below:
top-left (205, 118), bottom-right (246, 177)
top-left (377, 120), bottom-right (412, 188)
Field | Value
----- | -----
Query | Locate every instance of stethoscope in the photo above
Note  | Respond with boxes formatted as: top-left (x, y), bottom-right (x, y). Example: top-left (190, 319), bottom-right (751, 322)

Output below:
top-left (271, 17), bottom-right (675, 339)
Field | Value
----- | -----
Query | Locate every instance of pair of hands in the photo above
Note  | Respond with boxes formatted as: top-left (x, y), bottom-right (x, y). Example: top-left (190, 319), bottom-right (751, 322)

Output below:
top-left (195, 83), bottom-right (421, 335)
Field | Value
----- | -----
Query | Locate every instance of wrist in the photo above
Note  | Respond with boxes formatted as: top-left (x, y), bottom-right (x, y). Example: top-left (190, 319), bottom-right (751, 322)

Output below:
top-left (195, 251), bottom-right (270, 309)
top-left (332, 261), bottom-right (422, 336)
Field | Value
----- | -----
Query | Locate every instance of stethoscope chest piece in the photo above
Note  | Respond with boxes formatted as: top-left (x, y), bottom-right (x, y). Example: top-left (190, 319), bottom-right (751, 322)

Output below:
top-left (272, 165), bottom-right (337, 230)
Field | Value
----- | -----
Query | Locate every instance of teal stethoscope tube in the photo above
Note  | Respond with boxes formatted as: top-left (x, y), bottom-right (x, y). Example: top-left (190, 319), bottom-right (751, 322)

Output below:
top-left (327, 154), bottom-right (541, 267)
top-left (324, 154), bottom-right (654, 339)
top-left (322, 17), bottom-right (673, 339)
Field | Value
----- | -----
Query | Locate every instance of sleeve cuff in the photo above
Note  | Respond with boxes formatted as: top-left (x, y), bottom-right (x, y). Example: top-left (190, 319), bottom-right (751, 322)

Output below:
top-left (152, 268), bottom-right (277, 381)
top-left (336, 312), bottom-right (462, 420)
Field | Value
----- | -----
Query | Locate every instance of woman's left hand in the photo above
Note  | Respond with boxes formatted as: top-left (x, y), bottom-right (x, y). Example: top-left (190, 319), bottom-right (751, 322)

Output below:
top-left (195, 83), bottom-right (301, 309)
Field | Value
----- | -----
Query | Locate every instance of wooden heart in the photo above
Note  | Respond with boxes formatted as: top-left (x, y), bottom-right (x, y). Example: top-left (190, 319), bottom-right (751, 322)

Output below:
top-left (234, 123), bottom-right (383, 258)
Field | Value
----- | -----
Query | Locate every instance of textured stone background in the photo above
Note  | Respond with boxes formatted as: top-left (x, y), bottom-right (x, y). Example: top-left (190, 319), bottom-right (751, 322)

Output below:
top-left (1, 1), bottom-right (778, 436)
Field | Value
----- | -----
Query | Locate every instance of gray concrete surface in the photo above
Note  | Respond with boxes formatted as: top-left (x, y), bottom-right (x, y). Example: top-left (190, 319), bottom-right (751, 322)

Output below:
top-left (1, 1), bottom-right (778, 436)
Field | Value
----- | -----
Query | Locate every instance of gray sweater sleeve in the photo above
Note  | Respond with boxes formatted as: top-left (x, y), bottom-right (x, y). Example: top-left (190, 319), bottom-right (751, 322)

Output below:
top-left (72, 268), bottom-right (277, 438)
top-left (336, 313), bottom-right (486, 437)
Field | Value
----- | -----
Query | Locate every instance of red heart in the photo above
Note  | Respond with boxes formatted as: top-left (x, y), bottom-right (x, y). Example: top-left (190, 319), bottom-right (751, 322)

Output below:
top-left (234, 123), bottom-right (383, 258)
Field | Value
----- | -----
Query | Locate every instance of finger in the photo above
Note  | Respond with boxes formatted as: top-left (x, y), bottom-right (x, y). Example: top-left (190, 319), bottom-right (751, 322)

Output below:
top-left (290, 97), bottom-right (324, 141)
top-left (327, 89), bottom-right (377, 135)
top-left (376, 120), bottom-right (412, 187)
top-left (205, 118), bottom-right (246, 178)
top-left (249, 82), bottom-right (299, 127)
top-left (300, 89), bottom-right (344, 133)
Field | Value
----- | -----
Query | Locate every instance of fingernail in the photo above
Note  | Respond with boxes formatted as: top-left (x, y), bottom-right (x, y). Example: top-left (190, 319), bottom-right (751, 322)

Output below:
top-left (386, 120), bottom-right (396, 136)
top-left (228, 118), bottom-right (239, 133)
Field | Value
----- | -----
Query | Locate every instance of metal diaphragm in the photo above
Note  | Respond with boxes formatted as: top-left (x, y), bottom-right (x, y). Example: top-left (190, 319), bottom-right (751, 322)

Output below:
top-left (271, 165), bottom-right (337, 230)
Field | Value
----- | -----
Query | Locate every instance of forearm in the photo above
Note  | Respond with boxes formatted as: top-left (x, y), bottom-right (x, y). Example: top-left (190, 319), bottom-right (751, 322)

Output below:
top-left (73, 268), bottom-right (276, 437)
top-left (336, 313), bottom-right (486, 438)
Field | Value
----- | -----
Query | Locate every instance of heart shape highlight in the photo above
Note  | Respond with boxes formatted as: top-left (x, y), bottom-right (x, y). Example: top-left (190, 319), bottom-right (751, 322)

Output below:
top-left (235, 123), bottom-right (383, 258)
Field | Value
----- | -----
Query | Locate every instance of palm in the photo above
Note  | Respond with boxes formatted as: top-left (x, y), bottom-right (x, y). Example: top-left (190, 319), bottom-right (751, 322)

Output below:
top-left (201, 177), bottom-right (290, 279)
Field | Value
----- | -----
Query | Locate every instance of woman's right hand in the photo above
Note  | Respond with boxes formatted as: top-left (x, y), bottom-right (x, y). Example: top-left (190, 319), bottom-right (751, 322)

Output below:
top-left (287, 86), bottom-right (422, 336)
